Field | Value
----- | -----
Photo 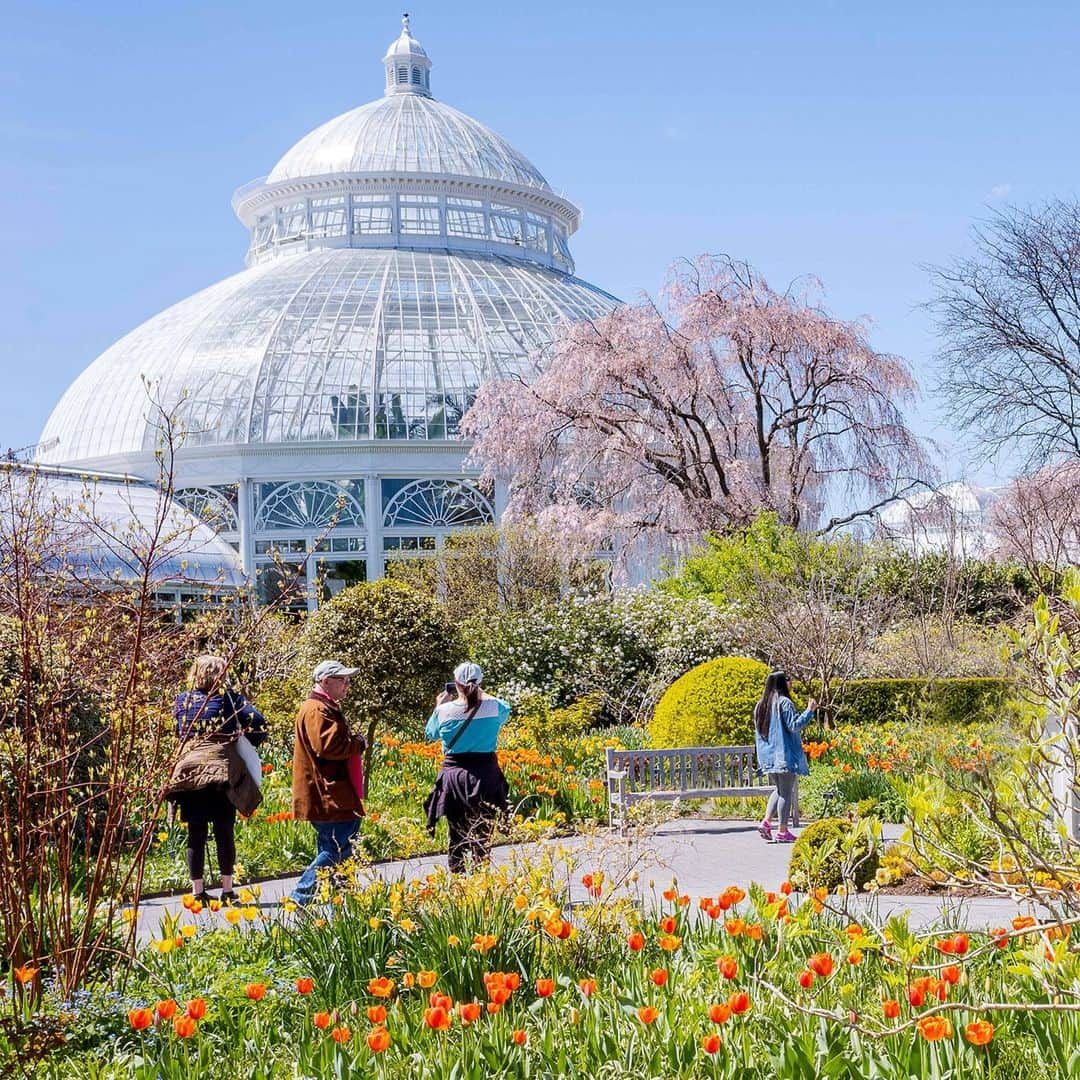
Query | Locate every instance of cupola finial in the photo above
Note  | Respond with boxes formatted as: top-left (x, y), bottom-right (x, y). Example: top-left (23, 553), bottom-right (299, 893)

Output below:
top-left (383, 13), bottom-right (432, 97)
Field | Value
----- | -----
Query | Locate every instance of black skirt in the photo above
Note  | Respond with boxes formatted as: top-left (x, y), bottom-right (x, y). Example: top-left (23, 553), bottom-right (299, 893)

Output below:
top-left (424, 753), bottom-right (509, 834)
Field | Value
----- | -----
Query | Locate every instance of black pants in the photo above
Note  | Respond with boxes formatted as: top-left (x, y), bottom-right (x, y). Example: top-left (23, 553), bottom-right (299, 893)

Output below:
top-left (446, 805), bottom-right (497, 874)
top-left (177, 786), bottom-right (237, 879)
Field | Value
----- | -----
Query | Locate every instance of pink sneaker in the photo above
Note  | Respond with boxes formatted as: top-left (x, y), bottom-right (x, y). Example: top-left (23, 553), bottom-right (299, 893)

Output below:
top-left (775, 830), bottom-right (797, 843)
top-left (757, 820), bottom-right (773, 840)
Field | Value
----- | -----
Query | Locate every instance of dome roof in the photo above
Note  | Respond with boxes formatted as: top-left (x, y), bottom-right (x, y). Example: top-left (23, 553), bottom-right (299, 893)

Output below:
top-left (267, 94), bottom-right (551, 191)
top-left (39, 248), bottom-right (617, 463)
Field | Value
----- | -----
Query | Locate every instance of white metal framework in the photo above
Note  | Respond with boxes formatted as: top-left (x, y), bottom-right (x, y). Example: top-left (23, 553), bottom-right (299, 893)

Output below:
top-left (37, 16), bottom-right (618, 608)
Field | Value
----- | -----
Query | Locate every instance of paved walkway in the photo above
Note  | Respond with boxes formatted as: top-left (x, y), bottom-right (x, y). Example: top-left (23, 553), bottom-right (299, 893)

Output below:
top-left (134, 819), bottom-right (1037, 944)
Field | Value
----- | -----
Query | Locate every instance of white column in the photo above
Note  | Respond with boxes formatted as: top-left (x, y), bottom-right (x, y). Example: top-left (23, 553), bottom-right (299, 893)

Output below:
top-left (366, 474), bottom-right (382, 580)
top-left (237, 479), bottom-right (255, 579)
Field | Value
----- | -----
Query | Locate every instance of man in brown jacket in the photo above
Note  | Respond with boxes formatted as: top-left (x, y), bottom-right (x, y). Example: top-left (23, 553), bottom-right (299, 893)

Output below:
top-left (290, 660), bottom-right (365, 905)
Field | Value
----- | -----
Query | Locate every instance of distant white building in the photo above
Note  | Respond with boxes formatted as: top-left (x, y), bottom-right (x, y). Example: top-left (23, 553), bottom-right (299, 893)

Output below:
top-left (877, 481), bottom-right (999, 557)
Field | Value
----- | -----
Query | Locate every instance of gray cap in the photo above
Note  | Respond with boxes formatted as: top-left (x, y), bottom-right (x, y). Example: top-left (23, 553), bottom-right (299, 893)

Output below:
top-left (313, 659), bottom-right (360, 682)
top-left (453, 661), bottom-right (483, 685)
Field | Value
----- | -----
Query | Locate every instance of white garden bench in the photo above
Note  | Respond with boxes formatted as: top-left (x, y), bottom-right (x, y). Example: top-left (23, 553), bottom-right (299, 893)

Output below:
top-left (605, 745), bottom-right (788, 832)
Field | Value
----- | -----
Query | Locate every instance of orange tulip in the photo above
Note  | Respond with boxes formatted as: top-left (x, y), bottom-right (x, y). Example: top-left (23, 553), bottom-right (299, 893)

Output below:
top-left (627, 931), bottom-right (645, 951)
top-left (295, 977), bottom-right (314, 995)
top-left (172, 1015), bottom-right (196, 1038)
top-left (725, 918), bottom-right (744, 937)
top-left (430, 991), bottom-right (454, 1011)
top-left (917, 1015), bottom-right (953, 1041)
top-left (847, 950), bottom-right (863, 966)
top-left (637, 1006), bottom-right (659, 1025)
top-left (798, 970), bottom-right (814, 989)
top-left (745, 924), bottom-right (764, 942)
top-left (808, 953), bottom-right (834, 978)
top-left (424, 1005), bottom-right (452, 1031)
top-left (883, 999), bottom-right (900, 1020)
top-left (245, 982), bottom-right (266, 1001)
top-left (951, 933), bottom-right (970, 956)
top-left (965, 1020), bottom-right (994, 1046)
top-left (13, 967), bottom-right (38, 986)
top-left (314, 1011), bottom-right (332, 1029)
top-left (650, 968), bottom-right (669, 987)
top-left (512, 1028), bottom-right (528, 1045)
top-left (728, 991), bottom-right (750, 1015)
top-left (155, 999), bottom-right (177, 1020)
top-left (1012, 916), bottom-right (1036, 931)
top-left (846, 924), bottom-right (864, 939)
top-left (367, 1025), bottom-right (391, 1052)
top-left (578, 978), bottom-right (597, 997)
top-left (780, 881), bottom-right (792, 896)
top-left (367, 1005), bottom-right (387, 1024)
top-left (331, 1025), bottom-right (352, 1044)
top-left (128, 1007), bottom-right (154, 1030)
top-left (487, 1001), bottom-right (501, 1014)
top-left (941, 964), bottom-right (960, 985)
top-left (186, 998), bottom-right (207, 1020)
top-left (717, 955), bottom-right (738, 980)
top-left (990, 927), bottom-right (1009, 949)
top-left (662, 887), bottom-right (677, 901)
top-left (708, 1002), bottom-right (731, 1024)
top-left (459, 1001), bottom-right (482, 1023)
top-left (659, 916), bottom-right (677, 934)
top-left (702, 1033), bottom-right (722, 1054)
top-left (368, 977), bottom-right (395, 998)
top-left (658, 934), bottom-right (681, 952)
top-left (535, 978), bottom-right (555, 998)
top-left (418, 970), bottom-right (437, 989)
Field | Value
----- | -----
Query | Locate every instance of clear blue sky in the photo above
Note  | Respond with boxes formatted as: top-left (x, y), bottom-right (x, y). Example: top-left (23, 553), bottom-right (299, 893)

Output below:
top-left (3, 1), bottom-right (1077, 482)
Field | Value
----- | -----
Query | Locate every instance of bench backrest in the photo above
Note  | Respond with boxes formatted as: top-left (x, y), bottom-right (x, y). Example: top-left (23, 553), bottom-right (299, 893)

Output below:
top-left (605, 746), bottom-right (767, 794)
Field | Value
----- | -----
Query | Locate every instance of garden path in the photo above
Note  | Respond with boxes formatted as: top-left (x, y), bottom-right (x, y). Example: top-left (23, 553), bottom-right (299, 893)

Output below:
top-left (133, 820), bottom-right (1037, 945)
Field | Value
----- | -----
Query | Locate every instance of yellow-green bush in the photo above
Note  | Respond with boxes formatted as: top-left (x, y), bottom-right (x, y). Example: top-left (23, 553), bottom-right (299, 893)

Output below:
top-left (649, 657), bottom-right (768, 747)
top-left (788, 817), bottom-right (880, 892)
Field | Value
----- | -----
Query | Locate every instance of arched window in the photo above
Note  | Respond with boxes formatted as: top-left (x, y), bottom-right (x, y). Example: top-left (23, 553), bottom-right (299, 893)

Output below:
top-left (174, 486), bottom-right (240, 533)
top-left (382, 479), bottom-right (494, 529)
top-left (255, 480), bottom-right (365, 531)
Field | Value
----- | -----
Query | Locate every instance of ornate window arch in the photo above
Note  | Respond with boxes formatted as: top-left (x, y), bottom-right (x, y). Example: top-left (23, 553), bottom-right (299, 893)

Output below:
top-left (174, 486), bottom-right (239, 533)
top-left (255, 481), bottom-right (365, 531)
top-left (382, 479), bottom-right (494, 529)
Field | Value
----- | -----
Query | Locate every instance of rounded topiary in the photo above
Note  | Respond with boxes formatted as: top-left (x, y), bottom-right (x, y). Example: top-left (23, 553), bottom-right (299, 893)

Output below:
top-left (788, 817), bottom-right (880, 892)
top-left (649, 657), bottom-right (768, 748)
top-left (298, 580), bottom-right (460, 765)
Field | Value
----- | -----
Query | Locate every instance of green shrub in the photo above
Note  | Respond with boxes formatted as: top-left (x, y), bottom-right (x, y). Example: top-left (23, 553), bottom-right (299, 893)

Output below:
top-left (649, 657), bottom-right (768, 747)
top-left (501, 693), bottom-right (602, 752)
top-left (298, 580), bottom-right (460, 769)
top-left (805, 768), bottom-right (907, 824)
top-left (836, 677), bottom-right (1012, 725)
top-left (788, 817), bottom-right (880, 892)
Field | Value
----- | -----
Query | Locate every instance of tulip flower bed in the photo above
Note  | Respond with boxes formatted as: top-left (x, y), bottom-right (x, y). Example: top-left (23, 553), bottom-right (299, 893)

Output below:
top-left (17, 853), bottom-right (1080, 1078)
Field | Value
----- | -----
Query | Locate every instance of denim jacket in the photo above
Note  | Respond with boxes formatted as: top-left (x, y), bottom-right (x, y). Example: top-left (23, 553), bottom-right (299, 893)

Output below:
top-left (754, 696), bottom-right (815, 776)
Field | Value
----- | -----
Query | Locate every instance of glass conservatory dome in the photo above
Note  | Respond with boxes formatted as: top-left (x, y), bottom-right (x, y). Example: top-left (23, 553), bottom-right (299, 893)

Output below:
top-left (37, 15), bottom-right (619, 607)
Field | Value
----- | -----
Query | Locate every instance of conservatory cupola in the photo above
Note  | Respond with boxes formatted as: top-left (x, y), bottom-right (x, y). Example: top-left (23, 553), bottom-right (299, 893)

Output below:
top-left (383, 13), bottom-right (432, 97)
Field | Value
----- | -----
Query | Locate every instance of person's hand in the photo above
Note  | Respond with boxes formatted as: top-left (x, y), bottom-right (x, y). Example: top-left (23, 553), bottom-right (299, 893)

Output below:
top-left (436, 690), bottom-right (453, 706)
top-left (807, 698), bottom-right (818, 711)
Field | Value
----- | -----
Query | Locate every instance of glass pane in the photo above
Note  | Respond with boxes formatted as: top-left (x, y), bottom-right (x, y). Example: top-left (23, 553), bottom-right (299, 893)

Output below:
top-left (316, 557), bottom-right (367, 601)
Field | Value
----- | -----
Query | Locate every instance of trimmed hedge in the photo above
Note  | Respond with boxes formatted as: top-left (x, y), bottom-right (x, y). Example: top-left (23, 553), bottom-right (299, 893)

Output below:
top-left (834, 677), bottom-right (1012, 726)
top-left (649, 657), bottom-right (769, 747)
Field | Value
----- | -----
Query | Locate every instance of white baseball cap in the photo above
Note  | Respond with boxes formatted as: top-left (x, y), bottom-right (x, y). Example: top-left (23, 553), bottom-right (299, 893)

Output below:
top-left (313, 659), bottom-right (360, 682)
top-left (453, 661), bottom-right (483, 685)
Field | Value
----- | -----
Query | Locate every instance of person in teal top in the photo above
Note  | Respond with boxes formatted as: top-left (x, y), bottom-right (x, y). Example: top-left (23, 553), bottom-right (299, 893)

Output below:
top-left (423, 662), bottom-right (511, 872)
top-left (753, 670), bottom-right (816, 843)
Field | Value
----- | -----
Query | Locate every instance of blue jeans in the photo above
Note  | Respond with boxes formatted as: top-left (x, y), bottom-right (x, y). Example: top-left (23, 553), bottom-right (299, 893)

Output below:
top-left (290, 819), bottom-right (360, 905)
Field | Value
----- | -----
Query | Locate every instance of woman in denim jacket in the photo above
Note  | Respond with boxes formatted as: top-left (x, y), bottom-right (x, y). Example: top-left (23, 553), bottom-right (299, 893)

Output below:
top-left (753, 671), bottom-right (816, 843)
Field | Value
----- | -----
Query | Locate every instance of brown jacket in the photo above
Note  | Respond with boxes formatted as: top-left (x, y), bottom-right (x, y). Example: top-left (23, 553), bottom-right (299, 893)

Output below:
top-left (292, 692), bottom-right (364, 822)
top-left (164, 734), bottom-right (263, 817)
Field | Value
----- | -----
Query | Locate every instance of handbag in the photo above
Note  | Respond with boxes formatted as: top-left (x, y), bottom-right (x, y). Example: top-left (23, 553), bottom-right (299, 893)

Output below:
top-left (235, 733), bottom-right (263, 791)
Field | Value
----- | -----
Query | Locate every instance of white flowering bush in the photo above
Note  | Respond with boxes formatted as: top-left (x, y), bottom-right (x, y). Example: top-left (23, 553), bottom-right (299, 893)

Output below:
top-left (464, 589), bottom-right (732, 724)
